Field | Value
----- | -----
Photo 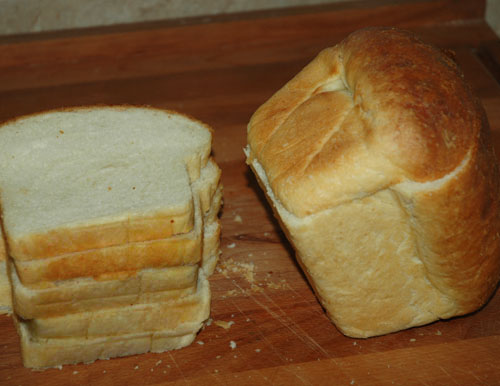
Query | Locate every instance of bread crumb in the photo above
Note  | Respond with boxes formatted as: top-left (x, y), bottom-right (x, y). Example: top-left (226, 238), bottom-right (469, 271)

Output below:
top-left (150, 368), bottom-right (154, 372)
top-left (410, 338), bottom-right (416, 342)
top-left (155, 360), bottom-right (162, 366)
top-left (197, 341), bottom-right (205, 345)
top-left (436, 330), bottom-right (442, 336)
top-left (234, 355), bottom-right (238, 358)
top-left (216, 355), bottom-right (221, 359)
top-left (107, 186), bottom-right (112, 191)
top-left (234, 215), bottom-right (243, 223)
top-left (353, 341), bottom-right (357, 346)
top-left (227, 243), bottom-right (236, 249)
top-left (255, 349), bottom-right (261, 353)
top-left (246, 318), bottom-right (251, 322)
top-left (229, 341), bottom-right (237, 350)
top-left (251, 284), bottom-right (264, 293)
top-left (134, 365), bottom-right (139, 370)
top-left (73, 371), bottom-right (78, 375)
top-left (214, 369), bottom-right (219, 373)
top-left (103, 370), bottom-right (107, 374)
top-left (214, 320), bottom-right (234, 330)
top-left (351, 380), bottom-right (355, 385)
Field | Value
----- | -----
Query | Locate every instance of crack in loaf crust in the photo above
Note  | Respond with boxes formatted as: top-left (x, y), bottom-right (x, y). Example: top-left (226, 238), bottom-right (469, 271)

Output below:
top-left (246, 27), bottom-right (500, 337)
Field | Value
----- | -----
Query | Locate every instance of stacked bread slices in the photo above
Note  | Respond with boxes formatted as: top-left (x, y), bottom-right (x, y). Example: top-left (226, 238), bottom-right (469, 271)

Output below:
top-left (0, 106), bottom-right (222, 369)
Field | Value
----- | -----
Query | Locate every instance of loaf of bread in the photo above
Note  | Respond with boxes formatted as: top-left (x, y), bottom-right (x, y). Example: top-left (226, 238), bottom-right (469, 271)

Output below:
top-left (246, 27), bottom-right (500, 338)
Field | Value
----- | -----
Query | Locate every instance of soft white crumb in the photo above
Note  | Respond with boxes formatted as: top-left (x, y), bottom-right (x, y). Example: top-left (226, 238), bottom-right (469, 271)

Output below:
top-left (436, 330), bottom-right (442, 336)
top-left (155, 360), bottom-right (162, 366)
top-left (197, 341), bottom-right (205, 345)
top-left (103, 370), bottom-right (106, 374)
top-left (216, 355), bottom-right (221, 359)
top-left (353, 341), bottom-right (357, 346)
top-left (214, 369), bottom-right (219, 373)
top-left (72, 371), bottom-right (78, 375)
top-left (230, 341), bottom-right (237, 350)
top-left (351, 380), bottom-right (355, 385)
top-left (234, 215), bottom-right (243, 223)
top-left (134, 365), bottom-right (139, 370)
top-left (255, 349), bottom-right (261, 353)
top-left (227, 243), bottom-right (236, 249)
top-left (206, 318), bottom-right (213, 326)
top-left (410, 338), bottom-right (416, 342)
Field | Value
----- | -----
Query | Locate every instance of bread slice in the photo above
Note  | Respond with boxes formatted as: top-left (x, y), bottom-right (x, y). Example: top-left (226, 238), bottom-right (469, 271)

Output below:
top-left (16, 320), bottom-right (200, 369)
top-left (0, 106), bottom-right (213, 261)
top-left (246, 27), bottom-right (500, 338)
top-left (23, 269), bottom-right (210, 339)
top-left (11, 159), bottom-right (222, 284)
top-left (12, 221), bottom-right (221, 319)
top-left (0, 262), bottom-right (12, 315)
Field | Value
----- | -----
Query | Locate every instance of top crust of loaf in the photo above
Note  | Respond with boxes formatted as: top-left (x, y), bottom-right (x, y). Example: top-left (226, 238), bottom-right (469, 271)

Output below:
top-left (0, 106), bottom-right (213, 260)
top-left (247, 27), bottom-right (480, 217)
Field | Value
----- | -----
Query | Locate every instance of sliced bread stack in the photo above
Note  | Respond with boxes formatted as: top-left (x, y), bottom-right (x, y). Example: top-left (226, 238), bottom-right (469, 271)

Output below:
top-left (0, 106), bottom-right (222, 368)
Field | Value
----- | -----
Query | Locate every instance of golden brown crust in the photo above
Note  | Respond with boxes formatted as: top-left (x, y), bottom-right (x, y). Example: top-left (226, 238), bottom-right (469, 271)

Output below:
top-left (340, 27), bottom-right (478, 181)
top-left (247, 27), bottom-right (500, 337)
top-left (247, 27), bottom-right (483, 217)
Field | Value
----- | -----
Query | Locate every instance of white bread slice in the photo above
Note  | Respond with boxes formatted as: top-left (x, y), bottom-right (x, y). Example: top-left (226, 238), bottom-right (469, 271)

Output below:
top-left (16, 320), bottom-right (202, 369)
top-left (12, 220), bottom-right (221, 319)
top-left (10, 262), bottom-right (196, 318)
top-left (0, 260), bottom-right (12, 315)
top-left (11, 159), bottom-right (222, 284)
top-left (0, 106), bottom-right (213, 261)
top-left (0, 230), bottom-right (11, 314)
top-left (24, 269), bottom-right (210, 339)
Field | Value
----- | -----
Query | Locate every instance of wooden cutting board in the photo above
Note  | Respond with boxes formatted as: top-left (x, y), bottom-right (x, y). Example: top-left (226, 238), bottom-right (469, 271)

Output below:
top-left (1, 1), bottom-right (500, 384)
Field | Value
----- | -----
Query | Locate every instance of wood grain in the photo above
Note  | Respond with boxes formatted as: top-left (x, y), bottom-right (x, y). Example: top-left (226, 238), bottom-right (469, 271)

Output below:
top-left (1, 0), bottom-right (500, 384)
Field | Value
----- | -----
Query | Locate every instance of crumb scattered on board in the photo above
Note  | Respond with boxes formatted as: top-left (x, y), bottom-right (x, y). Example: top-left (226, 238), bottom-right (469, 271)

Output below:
top-left (214, 320), bottom-right (235, 330)
top-left (216, 257), bottom-right (289, 299)
top-left (230, 341), bottom-right (237, 350)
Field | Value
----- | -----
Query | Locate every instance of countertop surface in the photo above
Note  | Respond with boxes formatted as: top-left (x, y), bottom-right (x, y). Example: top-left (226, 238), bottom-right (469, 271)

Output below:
top-left (1, 0), bottom-right (500, 384)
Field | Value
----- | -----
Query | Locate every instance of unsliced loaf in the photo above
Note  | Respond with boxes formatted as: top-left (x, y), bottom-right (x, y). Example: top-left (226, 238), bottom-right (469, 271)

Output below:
top-left (0, 106), bottom-right (213, 260)
top-left (246, 27), bottom-right (500, 338)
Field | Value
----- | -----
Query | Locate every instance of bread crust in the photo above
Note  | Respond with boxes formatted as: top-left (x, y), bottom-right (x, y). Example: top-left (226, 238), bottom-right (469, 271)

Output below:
top-left (246, 27), bottom-right (500, 337)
